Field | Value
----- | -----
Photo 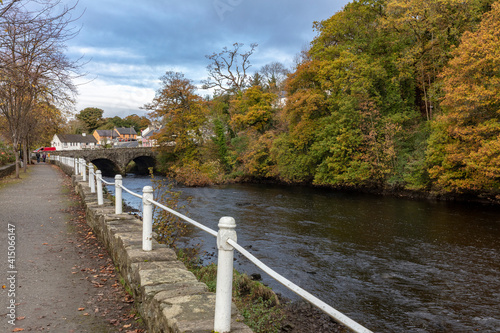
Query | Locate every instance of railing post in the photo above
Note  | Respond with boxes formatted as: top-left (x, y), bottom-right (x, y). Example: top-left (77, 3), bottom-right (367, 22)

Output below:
top-left (214, 216), bottom-right (237, 333)
top-left (82, 161), bottom-right (87, 182)
top-left (89, 164), bottom-right (95, 193)
top-left (96, 170), bottom-right (103, 205)
top-left (73, 157), bottom-right (77, 175)
top-left (142, 186), bottom-right (153, 251)
top-left (115, 174), bottom-right (123, 214)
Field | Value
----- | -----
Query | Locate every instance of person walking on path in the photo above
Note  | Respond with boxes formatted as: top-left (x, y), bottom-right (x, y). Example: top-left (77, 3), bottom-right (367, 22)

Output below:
top-left (0, 163), bottom-right (145, 332)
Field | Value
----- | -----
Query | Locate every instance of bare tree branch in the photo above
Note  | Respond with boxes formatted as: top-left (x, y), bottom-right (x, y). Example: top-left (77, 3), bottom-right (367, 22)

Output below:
top-left (202, 42), bottom-right (258, 95)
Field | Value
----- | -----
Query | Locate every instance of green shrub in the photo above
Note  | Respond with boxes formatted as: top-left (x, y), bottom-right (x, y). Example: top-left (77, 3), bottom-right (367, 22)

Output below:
top-left (0, 141), bottom-right (15, 166)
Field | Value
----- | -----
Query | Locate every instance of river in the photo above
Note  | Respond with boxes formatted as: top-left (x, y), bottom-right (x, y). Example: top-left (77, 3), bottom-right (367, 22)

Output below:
top-left (103, 174), bottom-right (500, 332)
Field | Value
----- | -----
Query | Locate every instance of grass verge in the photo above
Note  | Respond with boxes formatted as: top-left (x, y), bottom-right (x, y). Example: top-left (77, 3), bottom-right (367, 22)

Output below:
top-left (177, 249), bottom-right (285, 333)
top-left (0, 165), bottom-right (32, 189)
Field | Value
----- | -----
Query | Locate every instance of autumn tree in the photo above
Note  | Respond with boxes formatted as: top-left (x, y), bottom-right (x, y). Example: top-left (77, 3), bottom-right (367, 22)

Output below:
top-left (381, 0), bottom-right (496, 120)
top-left (143, 71), bottom-right (213, 182)
top-left (274, 0), bottom-right (495, 189)
top-left (274, 1), bottom-right (405, 186)
top-left (426, 1), bottom-right (500, 195)
top-left (226, 86), bottom-right (278, 178)
top-left (272, 60), bottom-right (328, 182)
top-left (21, 102), bottom-right (65, 169)
top-left (0, 1), bottom-right (80, 177)
top-left (124, 114), bottom-right (150, 132)
top-left (229, 86), bottom-right (276, 134)
top-left (76, 107), bottom-right (104, 133)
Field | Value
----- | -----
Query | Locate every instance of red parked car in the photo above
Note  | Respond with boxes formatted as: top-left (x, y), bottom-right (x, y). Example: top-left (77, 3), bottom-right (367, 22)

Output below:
top-left (33, 147), bottom-right (56, 153)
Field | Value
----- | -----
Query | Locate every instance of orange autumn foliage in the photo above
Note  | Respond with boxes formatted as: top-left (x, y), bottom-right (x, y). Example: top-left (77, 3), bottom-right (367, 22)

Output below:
top-left (427, 1), bottom-right (500, 194)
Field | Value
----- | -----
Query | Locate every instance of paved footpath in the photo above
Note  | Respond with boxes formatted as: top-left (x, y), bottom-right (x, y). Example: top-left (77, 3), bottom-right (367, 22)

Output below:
top-left (0, 164), bottom-right (143, 332)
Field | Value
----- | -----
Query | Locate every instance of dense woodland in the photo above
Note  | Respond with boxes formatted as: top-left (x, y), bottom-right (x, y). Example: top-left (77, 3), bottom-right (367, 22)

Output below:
top-left (144, 0), bottom-right (500, 202)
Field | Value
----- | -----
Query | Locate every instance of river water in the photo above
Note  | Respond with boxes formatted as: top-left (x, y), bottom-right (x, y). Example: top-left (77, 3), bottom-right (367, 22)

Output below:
top-left (103, 174), bottom-right (500, 332)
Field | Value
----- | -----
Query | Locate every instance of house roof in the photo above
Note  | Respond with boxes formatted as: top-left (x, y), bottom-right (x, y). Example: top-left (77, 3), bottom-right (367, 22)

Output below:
top-left (56, 134), bottom-right (97, 144)
top-left (142, 124), bottom-right (163, 138)
top-left (94, 129), bottom-right (118, 138)
top-left (144, 128), bottom-right (162, 138)
top-left (115, 127), bottom-right (137, 135)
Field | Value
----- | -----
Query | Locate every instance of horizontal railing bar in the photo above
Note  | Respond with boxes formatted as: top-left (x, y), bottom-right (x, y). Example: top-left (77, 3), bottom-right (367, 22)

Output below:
top-left (100, 178), bottom-right (115, 186)
top-left (147, 198), bottom-right (218, 237)
top-left (121, 185), bottom-right (143, 199)
top-left (227, 239), bottom-right (372, 333)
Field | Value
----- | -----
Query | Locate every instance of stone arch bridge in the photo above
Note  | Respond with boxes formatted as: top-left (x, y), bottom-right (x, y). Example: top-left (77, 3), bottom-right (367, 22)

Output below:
top-left (55, 147), bottom-right (159, 176)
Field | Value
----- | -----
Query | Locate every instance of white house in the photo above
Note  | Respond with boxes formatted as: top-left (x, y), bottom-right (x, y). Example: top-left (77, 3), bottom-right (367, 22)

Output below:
top-left (51, 133), bottom-right (97, 150)
top-left (140, 123), bottom-right (163, 147)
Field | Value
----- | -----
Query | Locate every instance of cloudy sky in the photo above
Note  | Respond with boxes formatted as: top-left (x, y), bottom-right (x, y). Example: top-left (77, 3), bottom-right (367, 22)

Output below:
top-left (66, 0), bottom-right (351, 118)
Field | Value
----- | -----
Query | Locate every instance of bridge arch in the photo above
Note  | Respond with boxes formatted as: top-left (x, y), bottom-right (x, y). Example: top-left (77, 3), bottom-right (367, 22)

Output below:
top-left (126, 155), bottom-right (156, 175)
top-left (55, 147), bottom-right (159, 177)
top-left (91, 158), bottom-right (121, 176)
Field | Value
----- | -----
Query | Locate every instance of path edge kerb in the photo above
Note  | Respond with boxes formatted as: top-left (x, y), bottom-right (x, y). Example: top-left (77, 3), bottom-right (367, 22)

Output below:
top-left (55, 162), bottom-right (252, 333)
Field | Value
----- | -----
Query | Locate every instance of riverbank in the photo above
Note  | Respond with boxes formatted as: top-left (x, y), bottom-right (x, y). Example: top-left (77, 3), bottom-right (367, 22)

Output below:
top-left (216, 174), bottom-right (500, 206)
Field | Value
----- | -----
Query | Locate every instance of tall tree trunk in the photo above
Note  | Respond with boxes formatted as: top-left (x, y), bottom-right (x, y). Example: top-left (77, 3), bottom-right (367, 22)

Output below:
top-left (22, 138), bottom-right (28, 172)
top-left (12, 140), bottom-right (20, 178)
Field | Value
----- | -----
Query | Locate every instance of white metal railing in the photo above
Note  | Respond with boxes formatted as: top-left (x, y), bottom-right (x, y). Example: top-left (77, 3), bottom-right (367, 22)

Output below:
top-left (53, 155), bottom-right (372, 333)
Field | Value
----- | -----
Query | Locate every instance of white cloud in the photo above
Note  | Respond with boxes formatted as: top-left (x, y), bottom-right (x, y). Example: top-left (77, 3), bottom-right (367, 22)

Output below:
top-left (68, 46), bottom-right (143, 60)
top-left (67, 0), bottom-right (350, 119)
top-left (74, 78), bottom-right (155, 118)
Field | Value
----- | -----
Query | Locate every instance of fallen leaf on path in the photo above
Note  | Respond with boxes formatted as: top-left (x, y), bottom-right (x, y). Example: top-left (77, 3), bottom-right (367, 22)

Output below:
top-left (123, 324), bottom-right (132, 328)
top-left (42, 243), bottom-right (48, 245)
top-left (78, 307), bottom-right (85, 311)
top-left (16, 316), bottom-right (25, 320)
top-left (83, 313), bottom-right (89, 316)
top-left (12, 328), bottom-right (25, 332)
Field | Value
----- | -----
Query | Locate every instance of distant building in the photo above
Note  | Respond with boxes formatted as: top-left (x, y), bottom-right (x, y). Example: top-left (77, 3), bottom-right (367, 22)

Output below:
top-left (114, 127), bottom-right (137, 141)
top-left (140, 123), bottom-right (163, 147)
top-left (51, 133), bottom-right (97, 150)
top-left (93, 129), bottom-right (119, 146)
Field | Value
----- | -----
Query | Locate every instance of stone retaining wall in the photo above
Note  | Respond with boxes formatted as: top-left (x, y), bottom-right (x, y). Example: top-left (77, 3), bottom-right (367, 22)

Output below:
top-left (0, 163), bottom-right (16, 178)
top-left (60, 163), bottom-right (252, 332)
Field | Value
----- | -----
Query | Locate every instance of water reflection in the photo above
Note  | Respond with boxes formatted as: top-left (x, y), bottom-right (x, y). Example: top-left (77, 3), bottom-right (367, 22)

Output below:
top-left (104, 175), bottom-right (500, 332)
